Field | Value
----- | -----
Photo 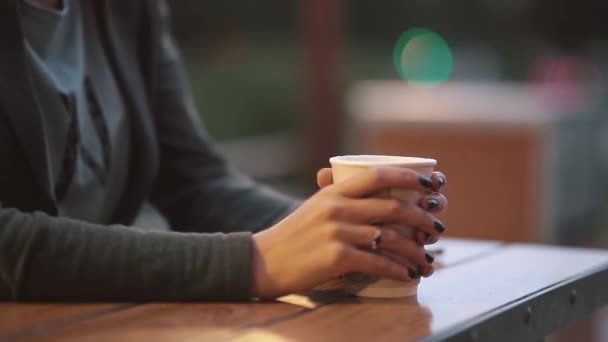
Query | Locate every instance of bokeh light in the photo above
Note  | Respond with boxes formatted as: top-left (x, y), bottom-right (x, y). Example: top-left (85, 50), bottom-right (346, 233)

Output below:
top-left (393, 28), bottom-right (453, 86)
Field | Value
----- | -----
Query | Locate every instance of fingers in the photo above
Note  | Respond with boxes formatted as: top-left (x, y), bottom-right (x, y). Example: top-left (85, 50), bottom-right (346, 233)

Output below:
top-left (316, 168), bottom-right (333, 189)
top-left (419, 192), bottom-right (448, 214)
top-left (431, 171), bottom-right (447, 192)
top-left (331, 197), bottom-right (403, 222)
top-left (342, 246), bottom-right (413, 282)
top-left (328, 224), bottom-right (434, 277)
top-left (334, 167), bottom-right (433, 198)
top-left (376, 228), bottom-right (434, 277)
top-left (392, 203), bottom-right (446, 236)
top-left (328, 223), bottom-right (381, 248)
top-left (418, 191), bottom-right (446, 245)
top-left (336, 197), bottom-right (446, 238)
top-left (415, 230), bottom-right (439, 245)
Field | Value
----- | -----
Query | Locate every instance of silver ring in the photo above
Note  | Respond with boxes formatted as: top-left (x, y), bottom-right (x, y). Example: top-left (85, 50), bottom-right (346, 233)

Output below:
top-left (370, 229), bottom-right (382, 251)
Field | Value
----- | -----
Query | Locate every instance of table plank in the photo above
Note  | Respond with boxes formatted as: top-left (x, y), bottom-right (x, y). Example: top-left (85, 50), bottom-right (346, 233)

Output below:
top-left (5, 240), bottom-right (604, 342)
top-left (0, 238), bottom-right (504, 341)
top-left (258, 244), bottom-right (608, 342)
top-left (39, 302), bottom-right (305, 341)
top-left (431, 238), bottom-right (504, 268)
top-left (0, 303), bottom-right (134, 340)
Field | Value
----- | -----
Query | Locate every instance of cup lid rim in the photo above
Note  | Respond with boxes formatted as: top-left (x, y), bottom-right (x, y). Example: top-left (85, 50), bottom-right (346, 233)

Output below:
top-left (329, 155), bottom-right (437, 167)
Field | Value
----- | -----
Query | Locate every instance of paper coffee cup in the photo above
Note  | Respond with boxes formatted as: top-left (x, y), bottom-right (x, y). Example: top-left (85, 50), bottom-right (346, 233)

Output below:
top-left (329, 155), bottom-right (437, 298)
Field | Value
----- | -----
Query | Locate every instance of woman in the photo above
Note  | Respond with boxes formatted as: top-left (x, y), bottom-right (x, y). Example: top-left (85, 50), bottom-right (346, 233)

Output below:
top-left (0, 0), bottom-right (447, 301)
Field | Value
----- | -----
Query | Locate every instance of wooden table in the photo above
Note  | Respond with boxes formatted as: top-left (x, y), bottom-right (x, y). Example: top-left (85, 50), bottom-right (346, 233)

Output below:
top-left (2, 239), bottom-right (607, 342)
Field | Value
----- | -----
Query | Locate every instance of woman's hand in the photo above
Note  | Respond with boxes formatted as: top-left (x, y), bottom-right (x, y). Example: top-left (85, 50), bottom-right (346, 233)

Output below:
top-left (251, 167), bottom-right (446, 298)
top-left (318, 167), bottom-right (447, 245)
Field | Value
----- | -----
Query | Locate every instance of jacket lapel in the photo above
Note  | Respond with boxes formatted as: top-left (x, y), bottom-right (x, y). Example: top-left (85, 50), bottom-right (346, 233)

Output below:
top-left (0, 0), bottom-right (159, 221)
top-left (94, 0), bottom-right (159, 223)
top-left (0, 0), bottom-right (61, 212)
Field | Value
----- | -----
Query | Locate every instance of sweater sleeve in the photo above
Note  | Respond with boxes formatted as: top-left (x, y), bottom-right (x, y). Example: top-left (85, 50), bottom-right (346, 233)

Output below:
top-left (0, 205), bottom-right (252, 301)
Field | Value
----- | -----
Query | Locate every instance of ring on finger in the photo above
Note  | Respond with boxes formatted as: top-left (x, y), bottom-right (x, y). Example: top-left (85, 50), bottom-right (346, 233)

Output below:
top-left (370, 229), bottom-right (382, 251)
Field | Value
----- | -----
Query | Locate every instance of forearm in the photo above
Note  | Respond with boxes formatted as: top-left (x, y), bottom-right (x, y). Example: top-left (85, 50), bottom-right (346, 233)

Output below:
top-left (0, 206), bottom-right (252, 301)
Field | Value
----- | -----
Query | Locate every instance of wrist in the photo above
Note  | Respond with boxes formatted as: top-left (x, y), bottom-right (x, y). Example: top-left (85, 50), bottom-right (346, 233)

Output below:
top-left (250, 233), bottom-right (269, 298)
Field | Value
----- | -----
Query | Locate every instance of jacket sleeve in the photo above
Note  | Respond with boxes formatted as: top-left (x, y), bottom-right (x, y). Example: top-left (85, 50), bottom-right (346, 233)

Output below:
top-left (0, 94), bottom-right (254, 302)
top-left (0, 205), bottom-right (253, 301)
top-left (146, 0), bottom-right (300, 233)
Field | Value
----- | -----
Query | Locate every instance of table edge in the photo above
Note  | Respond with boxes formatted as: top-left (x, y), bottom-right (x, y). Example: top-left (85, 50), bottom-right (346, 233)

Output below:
top-left (422, 262), bottom-right (608, 342)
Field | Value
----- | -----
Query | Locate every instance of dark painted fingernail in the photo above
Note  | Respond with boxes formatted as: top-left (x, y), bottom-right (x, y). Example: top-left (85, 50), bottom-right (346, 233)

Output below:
top-left (434, 220), bottom-right (446, 233)
top-left (419, 177), bottom-right (433, 189)
top-left (438, 176), bottom-right (446, 187)
top-left (427, 198), bottom-right (439, 210)
top-left (425, 252), bottom-right (435, 264)
top-left (424, 232), bottom-right (433, 244)
top-left (418, 265), bottom-right (432, 278)
top-left (408, 268), bottom-right (420, 279)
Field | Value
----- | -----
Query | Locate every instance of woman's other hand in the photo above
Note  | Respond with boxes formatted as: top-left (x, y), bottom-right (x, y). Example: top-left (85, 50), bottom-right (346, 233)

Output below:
top-left (251, 167), bottom-right (446, 298)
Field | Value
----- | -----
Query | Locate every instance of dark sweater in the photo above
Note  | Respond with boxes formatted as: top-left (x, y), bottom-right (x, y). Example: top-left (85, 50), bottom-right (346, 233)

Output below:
top-left (0, 0), bottom-right (298, 301)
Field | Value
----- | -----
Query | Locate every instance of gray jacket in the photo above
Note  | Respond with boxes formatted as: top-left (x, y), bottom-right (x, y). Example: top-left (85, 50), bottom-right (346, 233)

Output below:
top-left (0, 0), bottom-right (297, 301)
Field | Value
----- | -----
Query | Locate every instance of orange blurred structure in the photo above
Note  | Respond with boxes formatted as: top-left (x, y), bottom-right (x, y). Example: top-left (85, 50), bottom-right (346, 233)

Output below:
top-left (346, 81), bottom-right (602, 243)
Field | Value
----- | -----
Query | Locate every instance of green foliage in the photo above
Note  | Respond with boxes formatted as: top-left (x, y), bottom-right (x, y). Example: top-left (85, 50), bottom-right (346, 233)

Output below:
top-left (183, 39), bottom-right (301, 141)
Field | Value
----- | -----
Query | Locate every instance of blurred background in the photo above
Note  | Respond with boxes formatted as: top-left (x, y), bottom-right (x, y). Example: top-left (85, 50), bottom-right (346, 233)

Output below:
top-left (165, 0), bottom-right (608, 244)
top-left (148, 1), bottom-right (608, 340)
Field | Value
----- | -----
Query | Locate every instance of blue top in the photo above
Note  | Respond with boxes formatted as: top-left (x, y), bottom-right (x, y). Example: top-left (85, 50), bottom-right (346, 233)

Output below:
top-left (21, 0), bottom-right (131, 223)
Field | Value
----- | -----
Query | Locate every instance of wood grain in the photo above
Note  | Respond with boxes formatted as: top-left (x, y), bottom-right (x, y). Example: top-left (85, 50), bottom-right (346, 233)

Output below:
top-left (39, 302), bottom-right (305, 341)
top-left (260, 244), bottom-right (608, 342)
top-left (0, 303), bottom-right (132, 340)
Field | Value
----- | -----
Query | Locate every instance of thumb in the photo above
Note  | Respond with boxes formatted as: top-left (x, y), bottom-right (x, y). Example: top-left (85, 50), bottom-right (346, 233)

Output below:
top-left (316, 168), bottom-right (333, 189)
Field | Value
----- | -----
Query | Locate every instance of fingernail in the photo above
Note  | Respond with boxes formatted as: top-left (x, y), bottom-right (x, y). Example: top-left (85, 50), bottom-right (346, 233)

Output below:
top-left (419, 177), bottom-right (433, 189)
top-left (408, 268), bottom-right (420, 279)
top-left (418, 266), bottom-right (432, 278)
top-left (427, 198), bottom-right (439, 210)
top-left (438, 176), bottom-right (446, 187)
top-left (425, 252), bottom-right (435, 264)
top-left (424, 232), bottom-right (433, 244)
top-left (434, 220), bottom-right (446, 233)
